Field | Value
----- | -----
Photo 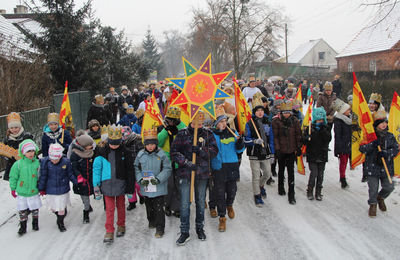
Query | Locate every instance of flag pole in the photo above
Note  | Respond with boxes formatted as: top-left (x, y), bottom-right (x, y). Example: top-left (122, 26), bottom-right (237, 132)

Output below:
top-left (190, 117), bottom-right (199, 203)
top-left (227, 126), bottom-right (239, 139)
top-left (250, 118), bottom-right (264, 147)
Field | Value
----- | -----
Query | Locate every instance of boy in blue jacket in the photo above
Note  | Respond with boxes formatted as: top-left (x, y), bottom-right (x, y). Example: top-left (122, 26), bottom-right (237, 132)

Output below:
top-left (135, 129), bottom-right (171, 238)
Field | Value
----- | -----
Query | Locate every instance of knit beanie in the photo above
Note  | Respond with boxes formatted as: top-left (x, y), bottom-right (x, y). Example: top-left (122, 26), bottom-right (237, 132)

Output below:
top-left (312, 107), bottom-right (327, 125)
top-left (20, 140), bottom-right (37, 155)
top-left (76, 134), bottom-right (94, 148)
top-left (7, 112), bottom-right (22, 129)
top-left (88, 119), bottom-right (100, 129)
top-left (49, 143), bottom-right (64, 160)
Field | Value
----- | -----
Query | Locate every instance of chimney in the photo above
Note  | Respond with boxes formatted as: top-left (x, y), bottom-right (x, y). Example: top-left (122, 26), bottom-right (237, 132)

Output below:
top-left (14, 5), bottom-right (28, 14)
top-left (0, 9), bottom-right (6, 14)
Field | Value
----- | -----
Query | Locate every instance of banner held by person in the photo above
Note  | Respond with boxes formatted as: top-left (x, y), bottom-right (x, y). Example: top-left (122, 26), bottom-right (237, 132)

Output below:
top-left (59, 81), bottom-right (75, 138)
top-left (389, 91), bottom-right (400, 176)
top-left (233, 77), bottom-right (252, 135)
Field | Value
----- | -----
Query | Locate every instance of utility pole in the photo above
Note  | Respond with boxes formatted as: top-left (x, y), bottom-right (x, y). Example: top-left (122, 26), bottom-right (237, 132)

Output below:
top-left (285, 23), bottom-right (288, 63)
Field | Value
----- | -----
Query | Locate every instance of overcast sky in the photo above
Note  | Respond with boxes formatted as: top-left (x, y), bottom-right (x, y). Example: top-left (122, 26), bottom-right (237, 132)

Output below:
top-left (4, 0), bottom-right (379, 56)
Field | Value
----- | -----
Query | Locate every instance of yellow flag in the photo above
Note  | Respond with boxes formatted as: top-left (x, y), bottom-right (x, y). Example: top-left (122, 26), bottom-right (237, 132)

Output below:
top-left (389, 91), bottom-right (400, 176)
top-left (295, 84), bottom-right (303, 113)
top-left (59, 81), bottom-right (74, 133)
top-left (141, 100), bottom-right (163, 142)
top-left (233, 78), bottom-right (252, 135)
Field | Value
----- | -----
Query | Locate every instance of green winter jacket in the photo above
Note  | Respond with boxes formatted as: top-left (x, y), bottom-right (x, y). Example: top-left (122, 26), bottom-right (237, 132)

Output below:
top-left (9, 140), bottom-right (40, 197)
top-left (158, 121), bottom-right (186, 159)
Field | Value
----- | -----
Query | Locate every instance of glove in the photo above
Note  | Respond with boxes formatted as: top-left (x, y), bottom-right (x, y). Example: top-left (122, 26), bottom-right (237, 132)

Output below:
top-left (77, 175), bottom-right (85, 184)
top-left (140, 179), bottom-right (150, 186)
top-left (371, 139), bottom-right (379, 147)
top-left (296, 148), bottom-right (302, 156)
top-left (165, 125), bottom-right (178, 135)
top-left (235, 137), bottom-right (244, 150)
top-left (192, 145), bottom-right (207, 158)
top-left (254, 138), bottom-right (264, 145)
top-left (11, 190), bottom-right (17, 198)
top-left (39, 191), bottom-right (46, 196)
top-left (150, 178), bottom-right (160, 185)
top-left (184, 160), bottom-right (197, 171)
top-left (377, 150), bottom-right (387, 159)
top-left (94, 186), bottom-right (102, 200)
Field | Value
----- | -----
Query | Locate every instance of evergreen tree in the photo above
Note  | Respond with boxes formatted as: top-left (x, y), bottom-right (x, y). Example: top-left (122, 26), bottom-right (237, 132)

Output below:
top-left (142, 29), bottom-right (163, 77)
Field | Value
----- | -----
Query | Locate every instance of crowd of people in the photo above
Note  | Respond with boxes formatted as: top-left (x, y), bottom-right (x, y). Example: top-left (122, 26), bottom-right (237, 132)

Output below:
top-left (1, 75), bottom-right (398, 246)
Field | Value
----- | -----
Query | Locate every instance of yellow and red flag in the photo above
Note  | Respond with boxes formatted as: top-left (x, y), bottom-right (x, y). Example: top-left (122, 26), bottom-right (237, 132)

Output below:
top-left (297, 95), bottom-right (313, 175)
top-left (141, 98), bottom-right (163, 142)
top-left (59, 81), bottom-right (74, 133)
top-left (388, 91), bottom-right (400, 176)
top-left (233, 77), bottom-right (252, 135)
top-left (351, 72), bottom-right (377, 169)
top-left (295, 83), bottom-right (303, 113)
top-left (169, 88), bottom-right (190, 126)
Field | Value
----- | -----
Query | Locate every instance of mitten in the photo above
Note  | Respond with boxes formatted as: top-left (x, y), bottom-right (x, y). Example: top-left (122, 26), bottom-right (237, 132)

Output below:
top-left (254, 138), bottom-right (264, 145)
top-left (150, 178), bottom-right (160, 185)
top-left (11, 190), bottom-right (17, 198)
top-left (184, 160), bottom-right (197, 171)
top-left (94, 186), bottom-right (102, 200)
top-left (39, 191), bottom-right (46, 196)
top-left (235, 137), bottom-right (244, 150)
top-left (140, 179), bottom-right (150, 186)
top-left (77, 175), bottom-right (85, 183)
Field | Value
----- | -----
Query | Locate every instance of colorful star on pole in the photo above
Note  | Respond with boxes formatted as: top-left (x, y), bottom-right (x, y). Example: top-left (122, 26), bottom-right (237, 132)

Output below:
top-left (166, 54), bottom-right (232, 120)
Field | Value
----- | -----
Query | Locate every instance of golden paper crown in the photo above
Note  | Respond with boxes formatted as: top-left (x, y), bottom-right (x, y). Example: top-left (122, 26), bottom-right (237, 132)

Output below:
top-left (101, 125), bottom-right (109, 138)
top-left (95, 94), bottom-right (104, 104)
top-left (47, 113), bottom-right (59, 124)
top-left (252, 92), bottom-right (264, 109)
top-left (292, 99), bottom-right (303, 108)
top-left (332, 99), bottom-right (350, 114)
top-left (369, 93), bottom-right (382, 103)
top-left (287, 83), bottom-right (294, 89)
top-left (324, 81), bottom-right (333, 91)
top-left (215, 105), bottom-right (226, 118)
top-left (143, 128), bottom-right (158, 140)
top-left (193, 110), bottom-right (205, 123)
top-left (121, 85), bottom-right (128, 91)
top-left (126, 106), bottom-right (134, 114)
top-left (135, 108), bottom-right (145, 118)
top-left (7, 112), bottom-right (21, 124)
top-left (109, 87), bottom-right (115, 92)
top-left (108, 124), bottom-right (122, 140)
top-left (373, 110), bottom-right (387, 121)
top-left (166, 106), bottom-right (181, 119)
top-left (249, 76), bottom-right (256, 82)
top-left (280, 101), bottom-right (293, 111)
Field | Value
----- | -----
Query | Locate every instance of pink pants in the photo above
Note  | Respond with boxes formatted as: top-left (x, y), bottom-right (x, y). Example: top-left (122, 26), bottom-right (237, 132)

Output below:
top-left (105, 195), bottom-right (125, 233)
top-left (128, 182), bottom-right (142, 203)
top-left (339, 154), bottom-right (350, 179)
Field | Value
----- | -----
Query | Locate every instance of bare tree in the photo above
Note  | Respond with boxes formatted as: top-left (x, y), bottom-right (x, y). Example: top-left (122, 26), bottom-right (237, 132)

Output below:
top-left (360, 0), bottom-right (399, 25)
top-left (160, 30), bottom-right (186, 78)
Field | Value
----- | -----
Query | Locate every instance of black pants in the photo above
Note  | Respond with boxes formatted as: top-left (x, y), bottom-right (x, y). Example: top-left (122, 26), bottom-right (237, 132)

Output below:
top-left (208, 178), bottom-right (217, 209)
top-left (164, 170), bottom-right (180, 212)
top-left (215, 179), bottom-right (237, 217)
top-left (145, 196), bottom-right (165, 231)
top-left (308, 162), bottom-right (325, 189)
top-left (278, 153), bottom-right (296, 199)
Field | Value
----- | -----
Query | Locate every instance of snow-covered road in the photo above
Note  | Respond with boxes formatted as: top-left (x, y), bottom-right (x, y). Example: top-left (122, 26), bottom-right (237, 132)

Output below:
top-left (1, 141), bottom-right (400, 260)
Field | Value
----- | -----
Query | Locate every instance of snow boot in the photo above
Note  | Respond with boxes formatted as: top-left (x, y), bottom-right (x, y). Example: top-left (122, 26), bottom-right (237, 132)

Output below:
top-left (340, 178), bottom-right (349, 189)
top-left (196, 228), bottom-right (206, 241)
top-left (278, 186), bottom-right (286, 196)
top-left (218, 217), bottom-right (226, 232)
top-left (260, 186), bottom-right (267, 199)
top-left (103, 232), bottom-right (114, 244)
top-left (32, 218), bottom-right (39, 231)
top-left (127, 202), bottom-right (136, 211)
top-left (155, 229), bottom-right (164, 238)
top-left (266, 177), bottom-right (275, 185)
top-left (361, 174), bottom-right (368, 183)
top-left (148, 222), bottom-right (156, 229)
top-left (18, 221), bottom-right (27, 236)
top-left (369, 204), bottom-right (377, 218)
top-left (307, 187), bottom-right (314, 200)
top-left (172, 211), bottom-right (180, 218)
top-left (139, 196), bottom-right (145, 204)
top-left (377, 196), bottom-right (387, 211)
top-left (315, 188), bottom-right (323, 201)
top-left (164, 207), bottom-right (172, 216)
top-left (116, 226), bottom-right (125, 237)
top-left (176, 233), bottom-right (190, 246)
top-left (89, 205), bottom-right (93, 212)
top-left (254, 194), bottom-right (264, 207)
top-left (83, 210), bottom-right (90, 224)
top-left (288, 194), bottom-right (296, 205)
top-left (227, 205), bottom-right (235, 219)
top-left (209, 208), bottom-right (218, 218)
top-left (57, 214), bottom-right (66, 232)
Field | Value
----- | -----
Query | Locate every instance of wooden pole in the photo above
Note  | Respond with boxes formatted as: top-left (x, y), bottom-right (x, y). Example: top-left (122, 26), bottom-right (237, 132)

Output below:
top-left (250, 118), bottom-right (264, 147)
top-left (158, 115), bottom-right (172, 135)
top-left (378, 145), bottom-right (393, 184)
top-left (190, 117), bottom-right (199, 203)
top-left (60, 129), bottom-right (64, 144)
top-left (227, 126), bottom-right (239, 139)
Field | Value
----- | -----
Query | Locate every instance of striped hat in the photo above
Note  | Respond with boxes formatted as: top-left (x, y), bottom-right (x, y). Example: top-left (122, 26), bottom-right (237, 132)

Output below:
top-left (19, 139), bottom-right (38, 155)
top-left (49, 143), bottom-right (64, 160)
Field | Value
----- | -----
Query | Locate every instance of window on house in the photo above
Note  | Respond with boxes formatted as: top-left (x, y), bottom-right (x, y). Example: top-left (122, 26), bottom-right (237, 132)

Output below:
top-left (348, 62), bottom-right (353, 72)
top-left (369, 60), bottom-right (376, 72)
top-left (318, 52), bottom-right (325, 60)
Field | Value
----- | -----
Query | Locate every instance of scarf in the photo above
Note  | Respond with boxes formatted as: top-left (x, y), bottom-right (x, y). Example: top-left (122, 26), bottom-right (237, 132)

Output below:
top-left (335, 113), bottom-right (352, 126)
top-left (8, 127), bottom-right (25, 141)
top-left (44, 125), bottom-right (62, 140)
top-left (72, 142), bottom-right (94, 159)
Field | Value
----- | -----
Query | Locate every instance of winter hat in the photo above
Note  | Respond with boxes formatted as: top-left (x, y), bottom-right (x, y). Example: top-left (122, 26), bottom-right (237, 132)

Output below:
top-left (20, 139), bottom-right (38, 155)
top-left (274, 96), bottom-right (284, 107)
top-left (121, 85), bottom-right (128, 91)
top-left (324, 81), bottom-right (333, 91)
top-left (48, 143), bottom-right (64, 160)
top-left (7, 112), bottom-right (22, 129)
top-left (347, 95), bottom-right (353, 105)
top-left (121, 126), bottom-right (133, 141)
top-left (369, 93), bottom-right (382, 107)
top-left (332, 99), bottom-right (351, 115)
top-left (143, 129), bottom-right (158, 145)
top-left (126, 105), bottom-right (134, 114)
top-left (312, 107), bottom-right (327, 125)
top-left (76, 134), bottom-right (94, 148)
top-left (88, 119), bottom-right (100, 129)
top-left (373, 110), bottom-right (388, 128)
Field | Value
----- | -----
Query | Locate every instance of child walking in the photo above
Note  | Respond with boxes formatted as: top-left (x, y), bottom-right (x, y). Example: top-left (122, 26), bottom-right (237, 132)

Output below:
top-left (135, 129), bottom-right (171, 238)
top-left (38, 143), bottom-right (77, 231)
top-left (9, 139), bottom-right (41, 236)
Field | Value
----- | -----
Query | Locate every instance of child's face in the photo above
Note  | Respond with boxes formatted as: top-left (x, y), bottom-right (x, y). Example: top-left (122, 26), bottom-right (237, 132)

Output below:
top-left (49, 122), bottom-right (59, 132)
top-left (109, 144), bottom-right (120, 150)
top-left (217, 119), bottom-right (227, 131)
top-left (9, 127), bottom-right (20, 135)
top-left (368, 102), bottom-right (378, 112)
top-left (255, 108), bottom-right (264, 118)
top-left (145, 143), bottom-right (156, 152)
top-left (92, 125), bottom-right (99, 132)
top-left (50, 158), bottom-right (60, 164)
top-left (282, 112), bottom-right (291, 118)
top-left (85, 145), bottom-right (93, 151)
top-left (24, 150), bottom-right (35, 160)
top-left (343, 108), bottom-right (351, 116)
top-left (377, 121), bottom-right (388, 131)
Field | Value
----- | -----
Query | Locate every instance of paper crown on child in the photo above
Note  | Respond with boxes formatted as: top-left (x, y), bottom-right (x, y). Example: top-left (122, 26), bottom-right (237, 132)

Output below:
top-left (252, 92), bottom-right (264, 110)
top-left (108, 124), bottom-right (122, 140)
top-left (135, 108), bottom-right (145, 118)
top-left (373, 110), bottom-right (388, 128)
top-left (214, 105), bottom-right (227, 126)
top-left (7, 112), bottom-right (22, 128)
top-left (332, 99), bottom-right (351, 114)
top-left (292, 99), bottom-right (303, 110)
top-left (94, 94), bottom-right (104, 104)
top-left (280, 101), bottom-right (293, 112)
top-left (324, 81), bottom-right (333, 91)
top-left (166, 106), bottom-right (181, 119)
top-left (121, 85), bottom-right (128, 91)
top-left (126, 105), bottom-right (134, 114)
top-left (101, 125), bottom-right (109, 135)
top-left (47, 113), bottom-right (59, 124)
top-left (369, 93), bottom-right (382, 104)
top-left (248, 76), bottom-right (256, 82)
top-left (192, 110), bottom-right (205, 123)
top-left (143, 128), bottom-right (158, 140)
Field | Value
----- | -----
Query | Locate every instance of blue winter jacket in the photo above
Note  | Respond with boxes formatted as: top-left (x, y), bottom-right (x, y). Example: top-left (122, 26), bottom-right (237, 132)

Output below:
top-left (38, 157), bottom-right (77, 195)
top-left (211, 129), bottom-right (245, 170)
top-left (117, 114), bottom-right (137, 127)
top-left (244, 115), bottom-right (275, 160)
top-left (41, 125), bottom-right (72, 157)
top-left (131, 123), bottom-right (142, 135)
top-left (134, 148), bottom-right (172, 198)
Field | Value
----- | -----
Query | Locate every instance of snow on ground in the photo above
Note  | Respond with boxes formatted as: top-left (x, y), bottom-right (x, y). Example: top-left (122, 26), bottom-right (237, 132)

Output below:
top-left (1, 118), bottom-right (400, 259)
